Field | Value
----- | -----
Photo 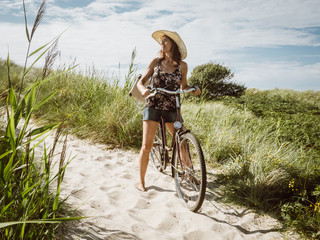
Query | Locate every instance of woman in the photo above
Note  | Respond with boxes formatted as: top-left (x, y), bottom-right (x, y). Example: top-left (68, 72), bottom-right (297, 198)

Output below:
top-left (136, 30), bottom-right (201, 192)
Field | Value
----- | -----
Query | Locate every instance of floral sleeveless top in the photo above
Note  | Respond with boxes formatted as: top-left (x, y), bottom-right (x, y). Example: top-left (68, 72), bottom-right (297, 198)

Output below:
top-left (146, 60), bottom-right (182, 111)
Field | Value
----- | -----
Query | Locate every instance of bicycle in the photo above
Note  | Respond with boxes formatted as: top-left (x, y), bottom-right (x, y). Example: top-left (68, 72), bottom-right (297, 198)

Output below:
top-left (147, 87), bottom-right (207, 212)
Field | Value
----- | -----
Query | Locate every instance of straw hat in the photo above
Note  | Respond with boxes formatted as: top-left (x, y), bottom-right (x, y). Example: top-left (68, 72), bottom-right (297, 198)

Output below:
top-left (152, 30), bottom-right (187, 60)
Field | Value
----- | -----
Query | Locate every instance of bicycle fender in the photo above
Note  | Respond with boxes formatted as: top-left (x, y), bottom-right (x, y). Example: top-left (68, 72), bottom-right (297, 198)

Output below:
top-left (178, 129), bottom-right (190, 136)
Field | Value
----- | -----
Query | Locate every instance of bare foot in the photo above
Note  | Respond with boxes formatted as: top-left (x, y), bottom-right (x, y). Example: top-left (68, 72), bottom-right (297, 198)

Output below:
top-left (136, 183), bottom-right (147, 192)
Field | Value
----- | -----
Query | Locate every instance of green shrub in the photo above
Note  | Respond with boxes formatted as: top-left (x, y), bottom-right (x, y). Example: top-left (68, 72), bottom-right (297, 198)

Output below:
top-left (188, 62), bottom-right (246, 99)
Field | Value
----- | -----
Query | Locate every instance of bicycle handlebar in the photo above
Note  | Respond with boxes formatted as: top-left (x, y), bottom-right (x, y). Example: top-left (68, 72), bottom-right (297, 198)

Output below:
top-left (145, 87), bottom-right (196, 100)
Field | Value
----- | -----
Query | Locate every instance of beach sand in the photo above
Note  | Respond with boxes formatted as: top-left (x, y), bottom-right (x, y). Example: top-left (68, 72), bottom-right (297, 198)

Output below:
top-left (34, 131), bottom-right (297, 240)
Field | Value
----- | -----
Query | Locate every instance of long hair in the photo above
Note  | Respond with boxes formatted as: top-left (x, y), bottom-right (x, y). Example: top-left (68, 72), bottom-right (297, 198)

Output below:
top-left (159, 35), bottom-right (182, 66)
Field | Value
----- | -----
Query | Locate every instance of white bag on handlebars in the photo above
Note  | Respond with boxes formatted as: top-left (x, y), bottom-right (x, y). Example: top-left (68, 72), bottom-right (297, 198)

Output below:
top-left (129, 74), bottom-right (147, 103)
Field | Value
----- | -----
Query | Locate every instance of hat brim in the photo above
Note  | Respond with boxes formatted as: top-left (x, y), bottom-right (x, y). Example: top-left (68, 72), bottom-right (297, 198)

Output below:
top-left (152, 30), bottom-right (187, 60)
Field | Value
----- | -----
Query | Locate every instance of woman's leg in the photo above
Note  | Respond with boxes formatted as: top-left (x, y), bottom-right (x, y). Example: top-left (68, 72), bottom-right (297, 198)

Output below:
top-left (138, 120), bottom-right (159, 191)
top-left (165, 122), bottom-right (174, 136)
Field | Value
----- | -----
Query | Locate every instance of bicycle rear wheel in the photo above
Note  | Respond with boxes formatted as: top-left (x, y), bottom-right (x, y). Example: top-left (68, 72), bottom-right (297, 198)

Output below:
top-left (150, 124), bottom-right (165, 172)
top-left (173, 132), bottom-right (207, 212)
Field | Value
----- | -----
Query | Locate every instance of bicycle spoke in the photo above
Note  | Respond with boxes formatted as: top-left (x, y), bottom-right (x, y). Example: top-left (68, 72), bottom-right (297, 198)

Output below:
top-left (150, 125), bottom-right (165, 172)
top-left (173, 133), bottom-right (206, 212)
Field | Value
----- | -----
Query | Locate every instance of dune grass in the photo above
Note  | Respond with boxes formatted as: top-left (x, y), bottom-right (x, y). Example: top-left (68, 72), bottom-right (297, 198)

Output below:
top-left (214, 89), bottom-right (320, 238)
top-left (222, 88), bottom-right (320, 153)
top-left (23, 57), bottom-right (319, 237)
top-left (33, 65), bottom-right (143, 148)
top-left (1, 1), bottom-right (319, 238)
top-left (0, 1), bottom-right (82, 238)
top-left (3, 58), bottom-right (319, 238)
top-left (182, 91), bottom-right (320, 238)
top-left (0, 57), bottom-right (81, 239)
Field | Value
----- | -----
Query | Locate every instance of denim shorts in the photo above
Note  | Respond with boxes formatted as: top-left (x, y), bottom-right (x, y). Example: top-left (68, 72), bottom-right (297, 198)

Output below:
top-left (143, 107), bottom-right (177, 123)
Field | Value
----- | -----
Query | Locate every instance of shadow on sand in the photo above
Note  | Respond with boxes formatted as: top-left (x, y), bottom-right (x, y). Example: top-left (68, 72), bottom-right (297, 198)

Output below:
top-left (57, 219), bottom-right (141, 240)
top-left (202, 170), bottom-right (284, 236)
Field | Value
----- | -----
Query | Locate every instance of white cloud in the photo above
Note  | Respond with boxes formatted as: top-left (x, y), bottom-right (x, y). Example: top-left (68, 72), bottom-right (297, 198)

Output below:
top-left (1, 0), bottom-right (320, 90)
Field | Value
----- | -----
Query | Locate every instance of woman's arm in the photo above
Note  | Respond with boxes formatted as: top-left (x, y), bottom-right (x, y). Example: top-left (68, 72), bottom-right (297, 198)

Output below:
top-left (180, 61), bottom-right (201, 95)
top-left (137, 58), bottom-right (158, 97)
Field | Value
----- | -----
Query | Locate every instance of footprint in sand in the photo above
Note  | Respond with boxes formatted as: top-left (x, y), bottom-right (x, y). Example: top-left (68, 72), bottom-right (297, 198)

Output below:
top-left (77, 149), bottom-right (90, 155)
top-left (117, 161), bottom-right (125, 166)
top-left (130, 223), bottom-right (147, 233)
top-left (103, 163), bottom-right (116, 170)
top-left (77, 156), bottom-right (89, 162)
top-left (120, 173), bottom-right (134, 180)
top-left (99, 180), bottom-right (122, 190)
top-left (99, 186), bottom-right (109, 192)
top-left (96, 156), bottom-right (112, 162)
top-left (106, 189), bottom-right (122, 199)
top-left (116, 152), bottom-right (125, 157)
top-left (132, 199), bottom-right (151, 209)
top-left (70, 188), bottom-right (90, 199)
top-left (157, 215), bottom-right (178, 233)
top-left (108, 191), bottom-right (131, 208)
top-left (224, 215), bottom-right (239, 224)
top-left (143, 189), bottom-right (158, 199)
top-left (89, 200), bottom-right (106, 211)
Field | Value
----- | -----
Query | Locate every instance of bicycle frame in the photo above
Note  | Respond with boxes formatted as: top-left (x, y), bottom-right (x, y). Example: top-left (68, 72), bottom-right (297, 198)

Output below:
top-left (147, 87), bottom-right (206, 212)
top-left (148, 88), bottom-right (195, 176)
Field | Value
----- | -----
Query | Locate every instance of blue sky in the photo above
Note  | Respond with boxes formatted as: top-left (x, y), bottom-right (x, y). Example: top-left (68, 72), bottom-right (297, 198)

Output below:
top-left (1, 0), bottom-right (319, 90)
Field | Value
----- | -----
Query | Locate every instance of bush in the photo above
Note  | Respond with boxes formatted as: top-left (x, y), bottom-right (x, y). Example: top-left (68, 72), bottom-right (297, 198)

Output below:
top-left (188, 62), bottom-right (246, 99)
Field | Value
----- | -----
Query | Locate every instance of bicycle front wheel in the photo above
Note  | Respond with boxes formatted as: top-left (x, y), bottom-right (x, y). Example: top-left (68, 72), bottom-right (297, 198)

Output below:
top-left (150, 124), bottom-right (165, 172)
top-left (173, 132), bottom-right (207, 212)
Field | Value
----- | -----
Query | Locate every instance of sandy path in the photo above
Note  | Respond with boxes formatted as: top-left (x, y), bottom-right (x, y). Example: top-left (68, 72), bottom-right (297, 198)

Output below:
top-left (34, 132), bottom-right (297, 240)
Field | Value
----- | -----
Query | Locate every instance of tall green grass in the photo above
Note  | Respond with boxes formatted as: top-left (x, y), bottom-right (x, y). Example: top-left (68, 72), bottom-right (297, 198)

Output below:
top-left (182, 94), bottom-right (320, 238)
top-left (0, 58), bottom-right (80, 239)
top-left (33, 52), bottom-right (143, 148)
top-left (11, 61), bottom-right (318, 238)
top-left (4, 61), bottom-right (320, 238)
top-left (213, 89), bottom-right (320, 238)
top-left (222, 88), bottom-right (320, 153)
top-left (2, 60), bottom-right (320, 238)
top-left (1, 1), bottom-right (319, 237)
top-left (33, 69), bottom-right (142, 147)
top-left (0, 0), bottom-right (81, 238)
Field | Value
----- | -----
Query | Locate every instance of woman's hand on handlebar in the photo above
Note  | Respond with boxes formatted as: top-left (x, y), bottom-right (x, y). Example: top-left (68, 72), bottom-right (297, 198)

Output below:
top-left (142, 88), bottom-right (151, 98)
top-left (192, 86), bottom-right (201, 96)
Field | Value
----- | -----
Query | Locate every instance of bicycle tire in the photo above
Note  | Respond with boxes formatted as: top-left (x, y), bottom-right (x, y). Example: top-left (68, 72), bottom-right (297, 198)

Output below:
top-left (172, 132), bottom-right (207, 212)
top-left (150, 124), bottom-right (165, 172)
